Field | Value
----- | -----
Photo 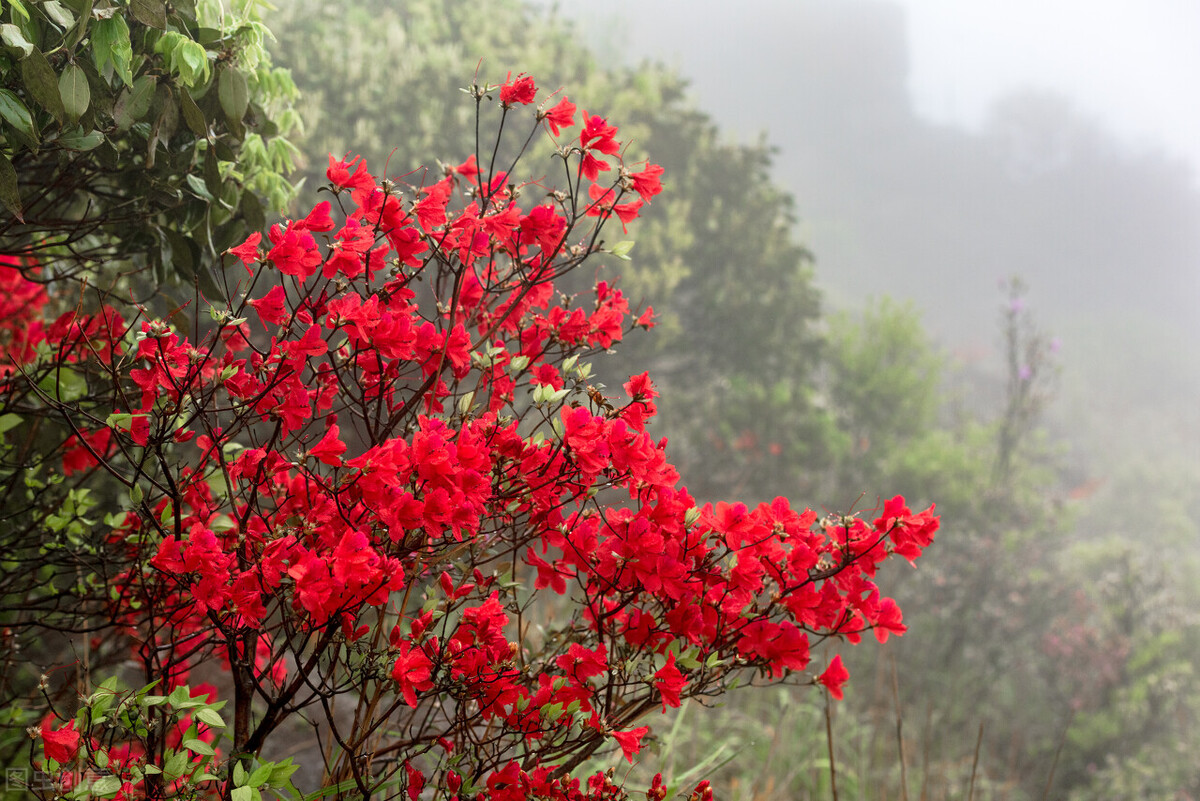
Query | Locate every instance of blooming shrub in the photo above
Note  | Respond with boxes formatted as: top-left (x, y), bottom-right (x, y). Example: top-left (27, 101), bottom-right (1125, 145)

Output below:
top-left (7, 74), bottom-right (936, 800)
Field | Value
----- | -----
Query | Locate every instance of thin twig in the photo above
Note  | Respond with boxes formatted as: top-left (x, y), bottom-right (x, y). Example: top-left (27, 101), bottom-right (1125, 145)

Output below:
top-left (1040, 711), bottom-right (1074, 801)
top-left (890, 646), bottom-right (908, 801)
top-left (967, 721), bottom-right (984, 801)
top-left (919, 702), bottom-right (931, 801)
top-left (823, 687), bottom-right (839, 801)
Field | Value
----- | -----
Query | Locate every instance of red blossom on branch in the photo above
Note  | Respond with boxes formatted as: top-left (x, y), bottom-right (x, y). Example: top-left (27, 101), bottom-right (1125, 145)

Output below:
top-left (13, 72), bottom-right (936, 801)
top-left (41, 718), bottom-right (80, 764)
top-left (499, 71), bottom-right (537, 106)
top-left (818, 654), bottom-right (851, 700)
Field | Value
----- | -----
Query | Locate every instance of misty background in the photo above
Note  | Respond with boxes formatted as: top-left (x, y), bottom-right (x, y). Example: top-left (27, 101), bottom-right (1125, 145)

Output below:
top-left (535, 0), bottom-right (1200, 554)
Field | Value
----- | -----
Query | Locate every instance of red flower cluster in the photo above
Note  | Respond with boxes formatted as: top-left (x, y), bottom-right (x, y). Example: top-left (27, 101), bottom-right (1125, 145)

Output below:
top-left (17, 74), bottom-right (936, 801)
top-left (500, 72), bottom-right (537, 106)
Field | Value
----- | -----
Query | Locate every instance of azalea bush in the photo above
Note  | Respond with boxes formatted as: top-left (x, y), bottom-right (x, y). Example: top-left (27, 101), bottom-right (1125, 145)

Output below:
top-left (2, 74), bottom-right (936, 800)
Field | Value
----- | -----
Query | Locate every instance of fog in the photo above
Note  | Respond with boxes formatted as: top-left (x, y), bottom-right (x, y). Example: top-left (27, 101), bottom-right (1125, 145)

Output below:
top-left (520, 0), bottom-right (1200, 793)
top-left (536, 0), bottom-right (1200, 524)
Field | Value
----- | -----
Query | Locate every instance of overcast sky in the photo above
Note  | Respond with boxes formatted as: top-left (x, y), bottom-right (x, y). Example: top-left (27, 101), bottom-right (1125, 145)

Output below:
top-left (542, 0), bottom-right (1200, 181)
top-left (903, 0), bottom-right (1200, 173)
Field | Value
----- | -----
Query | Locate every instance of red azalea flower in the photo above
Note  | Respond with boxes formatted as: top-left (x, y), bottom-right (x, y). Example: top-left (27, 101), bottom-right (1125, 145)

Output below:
top-left (818, 654), bottom-right (850, 700)
top-left (308, 424), bottom-right (347, 466)
top-left (653, 651), bottom-right (686, 711)
top-left (629, 163), bottom-right (664, 201)
top-left (392, 642), bottom-right (434, 707)
top-left (540, 95), bottom-right (576, 135)
top-left (41, 718), bottom-right (80, 764)
top-left (499, 72), bottom-right (537, 106)
top-left (327, 154), bottom-right (375, 193)
top-left (228, 232), bottom-right (262, 272)
top-left (247, 285), bottom-right (289, 329)
top-left (580, 111), bottom-right (619, 154)
top-left (611, 726), bottom-right (649, 763)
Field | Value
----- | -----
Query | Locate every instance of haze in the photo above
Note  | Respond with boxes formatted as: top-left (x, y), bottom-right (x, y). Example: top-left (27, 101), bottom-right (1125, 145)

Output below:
top-left (534, 0), bottom-right (1200, 535)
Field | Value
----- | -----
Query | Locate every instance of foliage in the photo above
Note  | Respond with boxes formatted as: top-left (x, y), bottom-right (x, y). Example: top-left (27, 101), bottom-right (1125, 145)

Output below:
top-left (2, 75), bottom-right (936, 800)
top-left (806, 284), bottom-right (1200, 801)
top-left (819, 297), bottom-right (944, 503)
top-left (0, 0), bottom-right (300, 293)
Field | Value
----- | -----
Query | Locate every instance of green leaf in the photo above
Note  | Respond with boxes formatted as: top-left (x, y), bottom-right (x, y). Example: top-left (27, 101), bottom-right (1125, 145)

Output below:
top-left (203, 147), bottom-right (221, 196)
top-left (7, 0), bottom-right (31, 25)
top-left (56, 128), bottom-right (103, 151)
top-left (155, 31), bottom-right (209, 87)
top-left (40, 1), bottom-right (76, 31)
top-left (0, 413), bottom-right (22, 436)
top-left (268, 759), bottom-right (300, 785)
top-left (185, 172), bottom-right (213, 201)
top-left (239, 187), bottom-right (264, 231)
top-left (218, 65), bottom-right (249, 124)
top-left (610, 240), bottom-right (636, 260)
top-left (113, 74), bottom-right (157, 130)
top-left (0, 88), bottom-right (38, 147)
top-left (146, 84), bottom-right (177, 167)
top-left (233, 761), bottom-right (248, 787)
top-left (179, 86), bottom-right (206, 135)
top-left (92, 15), bottom-right (133, 86)
top-left (166, 684), bottom-right (192, 707)
top-left (248, 765), bottom-right (272, 786)
top-left (0, 152), bottom-right (22, 221)
top-left (231, 788), bottom-right (253, 801)
top-left (194, 707), bottom-right (226, 728)
top-left (59, 63), bottom-right (90, 121)
top-left (175, 39), bottom-right (209, 86)
top-left (182, 738), bottom-right (214, 756)
top-left (6, 0), bottom-right (30, 24)
top-left (104, 412), bottom-right (132, 429)
top-left (162, 749), bottom-right (189, 781)
top-left (0, 23), bottom-right (33, 57)
top-left (129, 0), bottom-right (167, 29)
top-left (21, 47), bottom-right (66, 124)
top-left (197, 262), bottom-right (227, 302)
top-left (163, 227), bottom-right (194, 280)
top-left (90, 775), bottom-right (122, 797)
top-left (67, 0), bottom-right (92, 49)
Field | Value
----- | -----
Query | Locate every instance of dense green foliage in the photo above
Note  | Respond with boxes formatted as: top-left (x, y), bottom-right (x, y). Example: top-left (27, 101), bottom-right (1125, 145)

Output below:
top-left (0, 0), bottom-right (300, 293)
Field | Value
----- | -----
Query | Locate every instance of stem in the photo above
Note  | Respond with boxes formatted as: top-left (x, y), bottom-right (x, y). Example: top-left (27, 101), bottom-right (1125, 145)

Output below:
top-left (890, 646), bottom-right (908, 801)
top-left (967, 721), bottom-right (984, 801)
top-left (823, 687), bottom-right (839, 801)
